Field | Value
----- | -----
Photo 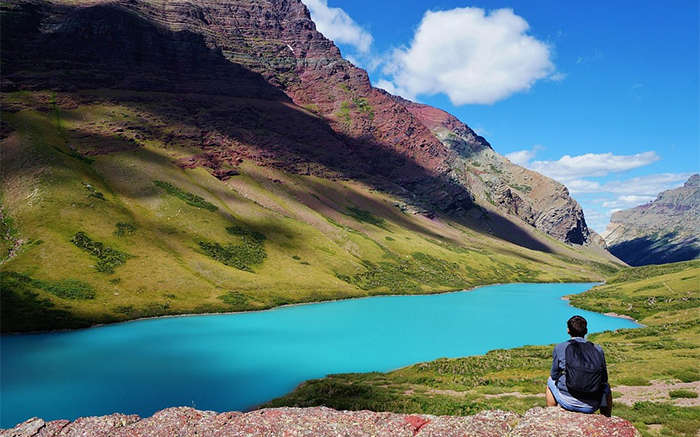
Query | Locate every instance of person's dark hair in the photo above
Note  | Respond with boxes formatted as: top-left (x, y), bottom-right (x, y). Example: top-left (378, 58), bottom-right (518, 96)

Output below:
top-left (567, 315), bottom-right (588, 337)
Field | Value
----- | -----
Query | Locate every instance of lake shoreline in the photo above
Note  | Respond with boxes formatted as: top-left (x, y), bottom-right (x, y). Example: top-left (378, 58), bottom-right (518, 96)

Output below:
top-left (560, 289), bottom-right (642, 325)
top-left (3, 280), bottom-right (607, 336)
top-left (2, 281), bottom-right (638, 428)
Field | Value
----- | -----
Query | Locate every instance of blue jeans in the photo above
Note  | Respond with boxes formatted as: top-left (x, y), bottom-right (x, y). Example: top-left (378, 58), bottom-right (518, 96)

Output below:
top-left (547, 377), bottom-right (608, 414)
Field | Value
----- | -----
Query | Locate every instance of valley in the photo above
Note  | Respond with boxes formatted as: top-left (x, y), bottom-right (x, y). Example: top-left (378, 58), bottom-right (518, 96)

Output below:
top-left (1, 0), bottom-right (697, 435)
top-left (264, 260), bottom-right (700, 436)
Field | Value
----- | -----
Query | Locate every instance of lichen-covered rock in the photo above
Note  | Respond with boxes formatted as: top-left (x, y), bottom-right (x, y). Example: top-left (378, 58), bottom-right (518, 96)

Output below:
top-left (510, 407), bottom-right (640, 437)
top-left (1, 406), bottom-right (640, 436)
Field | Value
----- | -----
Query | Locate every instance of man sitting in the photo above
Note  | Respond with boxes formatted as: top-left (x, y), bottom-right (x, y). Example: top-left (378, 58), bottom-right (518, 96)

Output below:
top-left (546, 315), bottom-right (613, 416)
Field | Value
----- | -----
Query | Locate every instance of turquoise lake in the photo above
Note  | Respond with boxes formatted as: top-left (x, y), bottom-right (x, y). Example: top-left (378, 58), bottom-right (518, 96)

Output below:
top-left (0, 282), bottom-right (638, 427)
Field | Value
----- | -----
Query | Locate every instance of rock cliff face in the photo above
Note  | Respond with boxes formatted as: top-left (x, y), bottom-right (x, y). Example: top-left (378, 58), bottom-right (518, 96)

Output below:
top-left (2, 406), bottom-right (640, 437)
top-left (1, 0), bottom-right (597, 247)
top-left (602, 174), bottom-right (700, 266)
top-left (400, 100), bottom-right (594, 245)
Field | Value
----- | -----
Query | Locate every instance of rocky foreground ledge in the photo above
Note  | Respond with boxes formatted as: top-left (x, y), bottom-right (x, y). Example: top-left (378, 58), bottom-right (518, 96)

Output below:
top-left (3, 406), bottom-right (639, 437)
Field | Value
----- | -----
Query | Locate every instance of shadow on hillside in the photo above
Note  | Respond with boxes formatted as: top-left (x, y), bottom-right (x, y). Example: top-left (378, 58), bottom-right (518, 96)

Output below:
top-left (609, 232), bottom-right (699, 266)
top-left (1, 0), bottom-right (553, 254)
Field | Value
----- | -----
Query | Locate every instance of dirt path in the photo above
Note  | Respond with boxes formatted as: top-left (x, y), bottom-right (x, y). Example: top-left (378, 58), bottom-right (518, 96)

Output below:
top-left (420, 380), bottom-right (699, 407)
top-left (614, 380), bottom-right (699, 407)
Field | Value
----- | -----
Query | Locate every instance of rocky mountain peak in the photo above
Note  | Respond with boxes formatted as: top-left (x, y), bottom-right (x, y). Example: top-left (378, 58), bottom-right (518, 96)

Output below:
top-left (603, 174), bottom-right (700, 265)
top-left (1, 0), bottom-right (600, 248)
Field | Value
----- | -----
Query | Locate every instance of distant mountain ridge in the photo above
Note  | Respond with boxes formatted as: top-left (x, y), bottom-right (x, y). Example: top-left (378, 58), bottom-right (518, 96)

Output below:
top-left (602, 174), bottom-right (700, 266)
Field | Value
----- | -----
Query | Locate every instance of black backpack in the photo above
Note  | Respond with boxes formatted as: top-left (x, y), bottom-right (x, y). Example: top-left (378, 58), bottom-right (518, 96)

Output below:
top-left (564, 340), bottom-right (605, 399)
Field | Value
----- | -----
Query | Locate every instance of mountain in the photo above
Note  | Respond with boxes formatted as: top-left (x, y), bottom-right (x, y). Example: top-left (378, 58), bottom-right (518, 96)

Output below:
top-left (0, 0), bottom-right (619, 332)
top-left (602, 174), bottom-right (700, 266)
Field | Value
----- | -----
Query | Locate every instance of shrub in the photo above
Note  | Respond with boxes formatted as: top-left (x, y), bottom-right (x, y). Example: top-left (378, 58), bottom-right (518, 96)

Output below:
top-left (153, 180), bottom-right (218, 211)
top-left (40, 279), bottom-right (96, 299)
top-left (218, 291), bottom-right (249, 307)
top-left (336, 101), bottom-right (352, 125)
top-left (83, 183), bottom-right (106, 200)
top-left (345, 207), bottom-right (386, 227)
top-left (616, 376), bottom-right (651, 386)
top-left (0, 271), bottom-right (95, 300)
top-left (352, 97), bottom-right (374, 118)
top-left (199, 224), bottom-right (267, 271)
top-left (114, 222), bottom-right (136, 237)
top-left (666, 367), bottom-right (700, 383)
top-left (669, 389), bottom-right (698, 399)
top-left (71, 231), bottom-right (130, 273)
top-left (226, 225), bottom-right (265, 243)
top-left (113, 303), bottom-right (170, 318)
top-left (509, 183), bottom-right (532, 194)
top-left (337, 252), bottom-right (465, 293)
top-left (303, 104), bottom-right (320, 114)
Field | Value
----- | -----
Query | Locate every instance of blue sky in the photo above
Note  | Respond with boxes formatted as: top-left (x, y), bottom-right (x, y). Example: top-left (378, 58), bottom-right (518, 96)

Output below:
top-left (302, 0), bottom-right (699, 233)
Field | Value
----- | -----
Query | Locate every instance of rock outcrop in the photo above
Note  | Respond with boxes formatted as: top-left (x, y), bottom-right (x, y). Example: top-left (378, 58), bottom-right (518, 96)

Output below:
top-left (602, 174), bottom-right (700, 265)
top-left (2, 406), bottom-right (640, 437)
top-left (1, 0), bottom-right (599, 248)
top-left (400, 100), bottom-right (594, 245)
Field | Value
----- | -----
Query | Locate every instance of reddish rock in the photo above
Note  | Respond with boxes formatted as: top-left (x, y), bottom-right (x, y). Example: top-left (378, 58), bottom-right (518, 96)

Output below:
top-left (510, 407), bottom-right (640, 437)
top-left (405, 415), bottom-right (431, 435)
top-left (1, 406), bottom-right (640, 437)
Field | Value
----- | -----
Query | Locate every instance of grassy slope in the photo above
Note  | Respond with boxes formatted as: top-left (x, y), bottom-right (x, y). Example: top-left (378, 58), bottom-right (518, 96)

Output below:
top-left (0, 90), bottom-right (620, 332)
top-left (264, 260), bottom-right (700, 436)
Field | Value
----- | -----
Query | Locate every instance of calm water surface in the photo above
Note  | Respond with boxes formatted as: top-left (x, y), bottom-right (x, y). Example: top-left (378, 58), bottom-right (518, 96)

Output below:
top-left (1, 283), bottom-right (638, 426)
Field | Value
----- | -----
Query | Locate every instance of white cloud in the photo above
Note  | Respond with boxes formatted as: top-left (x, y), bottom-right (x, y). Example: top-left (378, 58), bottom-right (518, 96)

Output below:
top-left (375, 79), bottom-right (400, 96)
top-left (378, 7), bottom-right (557, 105)
top-left (594, 173), bottom-right (692, 196)
top-left (565, 179), bottom-right (602, 193)
top-left (303, 0), bottom-right (373, 54)
top-left (569, 173), bottom-right (693, 196)
top-left (569, 173), bottom-right (692, 234)
top-left (601, 195), bottom-right (655, 209)
top-left (473, 127), bottom-right (491, 137)
top-left (505, 150), bottom-right (536, 166)
top-left (526, 151), bottom-right (659, 182)
top-left (505, 145), bottom-right (543, 166)
top-left (549, 72), bottom-right (567, 82)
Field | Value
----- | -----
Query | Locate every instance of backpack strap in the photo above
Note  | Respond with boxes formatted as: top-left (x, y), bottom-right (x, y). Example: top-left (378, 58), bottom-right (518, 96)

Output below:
top-left (558, 340), bottom-right (577, 383)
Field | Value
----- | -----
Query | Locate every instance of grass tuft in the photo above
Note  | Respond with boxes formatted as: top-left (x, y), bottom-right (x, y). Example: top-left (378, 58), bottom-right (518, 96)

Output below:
top-left (153, 180), bottom-right (218, 211)
top-left (669, 389), bottom-right (698, 399)
top-left (345, 207), bottom-right (386, 228)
